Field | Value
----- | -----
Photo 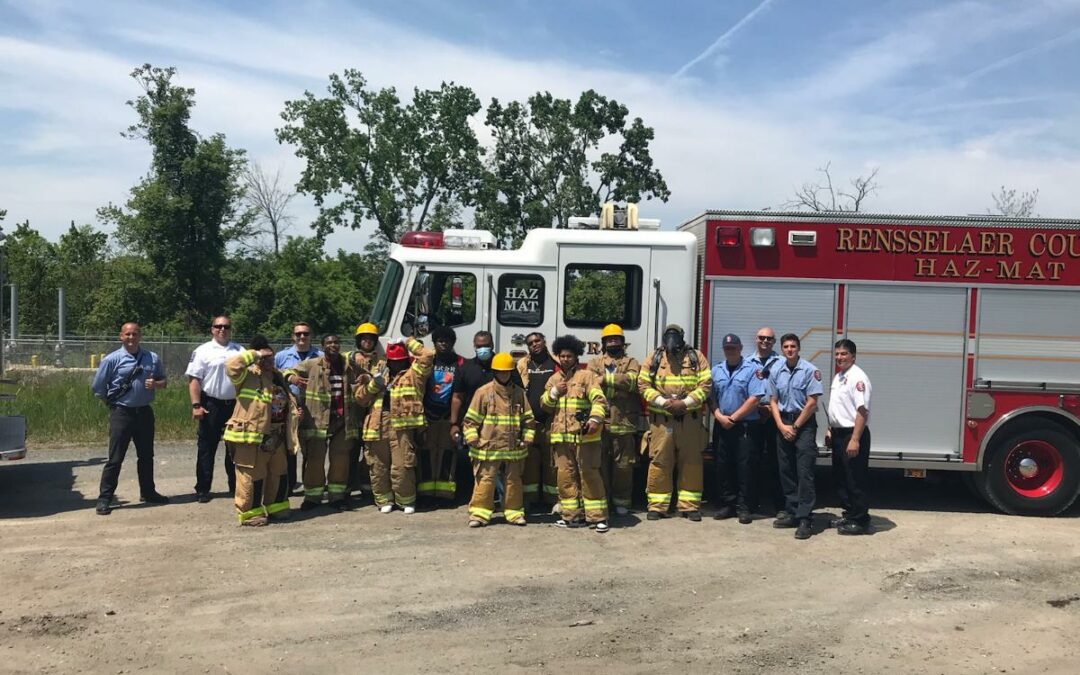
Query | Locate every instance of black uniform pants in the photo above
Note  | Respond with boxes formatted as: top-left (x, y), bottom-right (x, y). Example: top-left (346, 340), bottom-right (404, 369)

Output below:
top-left (757, 416), bottom-right (784, 511)
top-left (98, 405), bottom-right (156, 501)
top-left (714, 422), bottom-right (761, 513)
top-left (829, 426), bottom-right (871, 525)
top-left (777, 414), bottom-right (817, 520)
top-left (194, 395), bottom-right (236, 495)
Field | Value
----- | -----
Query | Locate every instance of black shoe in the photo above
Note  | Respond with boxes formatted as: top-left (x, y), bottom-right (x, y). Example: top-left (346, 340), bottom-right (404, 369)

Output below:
top-left (713, 506), bottom-right (735, 520)
top-left (829, 517), bottom-right (849, 529)
top-left (332, 499), bottom-right (352, 512)
top-left (683, 511), bottom-right (702, 522)
top-left (95, 500), bottom-right (112, 516)
top-left (196, 492), bottom-right (211, 504)
top-left (646, 511), bottom-right (662, 521)
top-left (737, 511), bottom-right (753, 525)
top-left (773, 513), bottom-right (797, 528)
top-left (300, 500), bottom-right (320, 511)
top-left (140, 492), bottom-right (169, 505)
top-left (795, 520), bottom-right (813, 540)
top-left (837, 520), bottom-right (871, 536)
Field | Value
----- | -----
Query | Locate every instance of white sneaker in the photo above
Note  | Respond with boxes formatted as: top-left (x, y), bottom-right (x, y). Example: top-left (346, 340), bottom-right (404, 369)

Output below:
top-left (593, 521), bottom-right (610, 533)
top-left (379, 504), bottom-right (394, 514)
top-left (403, 506), bottom-right (415, 515)
top-left (615, 506), bottom-right (629, 516)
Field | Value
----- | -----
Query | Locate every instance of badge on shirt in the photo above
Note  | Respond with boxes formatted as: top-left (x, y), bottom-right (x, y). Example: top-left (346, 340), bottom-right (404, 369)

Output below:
top-left (814, 370), bottom-right (821, 381)
top-left (755, 369), bottom-right (764, 380)
top-left (855, 380), bottom-right (865, 392)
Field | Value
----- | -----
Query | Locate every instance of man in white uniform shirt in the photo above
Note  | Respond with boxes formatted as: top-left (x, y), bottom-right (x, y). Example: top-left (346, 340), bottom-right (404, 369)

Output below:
top-left (187, 315), bottom-right (244, 503)
top-left (826, 339), bottom-right (873, 535)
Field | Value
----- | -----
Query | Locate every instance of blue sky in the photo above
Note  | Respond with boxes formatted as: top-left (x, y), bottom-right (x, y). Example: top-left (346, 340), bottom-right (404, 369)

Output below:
top-left (2, 0), bottom-right (1079, 251)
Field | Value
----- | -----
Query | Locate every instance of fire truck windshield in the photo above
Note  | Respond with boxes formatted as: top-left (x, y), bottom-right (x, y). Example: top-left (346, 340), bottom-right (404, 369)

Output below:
top-left (368, 260), bottom-right (403, 335)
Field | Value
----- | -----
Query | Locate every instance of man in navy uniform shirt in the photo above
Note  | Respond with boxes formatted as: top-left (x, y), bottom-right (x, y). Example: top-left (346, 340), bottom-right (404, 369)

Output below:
top-left (92, 322), bottom-right (169, 515)
top-left (768, 333), bottom-right (823, 540)
top-left (709, 333), bottom-right (767, 524)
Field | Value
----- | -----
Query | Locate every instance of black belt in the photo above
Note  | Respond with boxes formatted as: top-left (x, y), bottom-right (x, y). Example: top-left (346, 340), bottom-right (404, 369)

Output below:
top-left (203, 395), bottom-right (236, 404)
top-left (780, 412), bottom-right (800, 423)
top-left (830, 426), bottom-right (855, 433)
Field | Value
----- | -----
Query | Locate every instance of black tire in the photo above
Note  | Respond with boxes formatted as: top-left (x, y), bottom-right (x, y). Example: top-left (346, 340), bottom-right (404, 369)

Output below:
top-left (981, 421), bottom-right (1080, 516)
top-left (962, 470), bottom-right (989, 505)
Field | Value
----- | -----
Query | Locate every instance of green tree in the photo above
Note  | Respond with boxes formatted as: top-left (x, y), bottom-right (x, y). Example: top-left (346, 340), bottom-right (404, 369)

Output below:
top-left (83, 256), bottom-right (168, 333)
top-left (99, 64), bottom-right (248, 327)
top-left (56, 223), bottom-right (109, 333)
top-left (277, 71), bottom-right (482, 242)
top-left (477, 90), bottom-right (670, 244)
top-left (4, 221), bottom-right (58, 334)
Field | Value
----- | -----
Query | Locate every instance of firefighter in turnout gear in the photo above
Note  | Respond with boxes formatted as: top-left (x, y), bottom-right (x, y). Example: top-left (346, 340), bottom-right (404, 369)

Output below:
top-left (285, 335), bottom-right (359, 510)
top-left (346, 323), bottom-right (385, 494)
top-left (542, 335), bottom-right (610, 532)
top-left (587, 324), bottom-right (640, 515)
top-left (354, 337), bottom-right (434, 514)
top-left (462, 353), bottom-right (535, 527)
top-left (637, 324), bottom-right (712, 521)
top-left (223, 336), bottom-right (301, 526)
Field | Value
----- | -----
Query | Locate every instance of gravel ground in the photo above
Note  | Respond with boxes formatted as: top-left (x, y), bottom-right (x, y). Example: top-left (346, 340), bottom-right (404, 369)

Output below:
top-left (2, 442), bottom-right (1079, 674)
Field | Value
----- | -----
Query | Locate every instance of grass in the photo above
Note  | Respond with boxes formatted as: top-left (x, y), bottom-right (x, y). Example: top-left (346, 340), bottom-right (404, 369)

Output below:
top-left (2, 370), bottom-right (196, 445)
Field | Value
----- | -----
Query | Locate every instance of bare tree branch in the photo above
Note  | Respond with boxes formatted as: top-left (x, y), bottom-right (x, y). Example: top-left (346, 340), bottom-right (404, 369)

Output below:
top-left (988, 185), bottom-right (1039, 217)
top-left (781, 162), bottom-right (880, 212)
top-left (241, 162), bottom-right (296, 255)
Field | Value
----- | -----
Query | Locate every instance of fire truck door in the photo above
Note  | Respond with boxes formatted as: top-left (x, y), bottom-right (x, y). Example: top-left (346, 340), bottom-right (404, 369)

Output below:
top-left (845, 285), bottom-right (967, 459)
top-left (397, 265), bottom-right (486, 355)
top-left (488, 269), bottom-right (557, 359)
top-left (556, 245), bottom-right (652, 360)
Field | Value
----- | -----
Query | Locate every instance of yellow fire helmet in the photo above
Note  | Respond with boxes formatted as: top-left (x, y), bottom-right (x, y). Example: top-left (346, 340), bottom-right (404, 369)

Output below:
top-left (354, 322), bottom-right (378, 336)
top-left (600, 324), bottom-right (624, 339)
top-left (491, 352), bottom-right (515, 371)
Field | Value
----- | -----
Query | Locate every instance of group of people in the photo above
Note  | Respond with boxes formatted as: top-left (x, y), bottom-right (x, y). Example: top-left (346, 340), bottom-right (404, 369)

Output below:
top-left (90, 318), bottom-right (873, 538)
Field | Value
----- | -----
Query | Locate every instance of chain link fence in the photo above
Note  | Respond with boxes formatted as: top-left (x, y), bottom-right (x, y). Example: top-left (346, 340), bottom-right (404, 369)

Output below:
top-left (2, 333), bottom-right (294, 377)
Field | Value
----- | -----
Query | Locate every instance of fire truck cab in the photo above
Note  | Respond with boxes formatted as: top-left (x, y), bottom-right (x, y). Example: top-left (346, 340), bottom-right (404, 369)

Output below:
top-left (370, 205), bottom-right (697, 361)
top-left (681, 210), bottom-right (1080, 516)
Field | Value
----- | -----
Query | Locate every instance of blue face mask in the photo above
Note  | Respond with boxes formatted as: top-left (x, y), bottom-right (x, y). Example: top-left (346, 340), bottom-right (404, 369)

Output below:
top-left (475, 347), bottom-right (493, 361)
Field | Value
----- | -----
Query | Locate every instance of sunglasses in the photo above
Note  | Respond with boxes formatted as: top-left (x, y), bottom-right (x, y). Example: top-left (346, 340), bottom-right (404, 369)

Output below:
top-left (756, 336), bottom-right (775, 342)
top-left (212, 324), bottom-right (231, 330)
top-left (294, 331), bottom-right (310, 337)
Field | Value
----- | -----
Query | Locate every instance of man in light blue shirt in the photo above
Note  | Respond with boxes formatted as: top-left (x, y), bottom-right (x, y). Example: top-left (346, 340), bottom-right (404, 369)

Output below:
top-left (749, 327), bottom-right (784, 515)
top-left (768, 333), bottom-right (824, 540)
top-left (274, 321), bottom-right (322, 491)
top-left (708, 333), bottom-right (767, 524)
top-left (92, 322), bottom-right (168, 515)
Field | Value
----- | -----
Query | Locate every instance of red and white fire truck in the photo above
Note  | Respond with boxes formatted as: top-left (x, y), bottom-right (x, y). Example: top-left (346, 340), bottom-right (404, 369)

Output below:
top-left (371, 206), bottom-right (1080, 516)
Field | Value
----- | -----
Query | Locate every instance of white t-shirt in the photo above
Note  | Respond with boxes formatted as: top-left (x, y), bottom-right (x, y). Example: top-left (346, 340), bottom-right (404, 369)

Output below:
top-left (828, 364), bottom-right (872, 428)
top-left (185, 340), bottom-right (243, 400)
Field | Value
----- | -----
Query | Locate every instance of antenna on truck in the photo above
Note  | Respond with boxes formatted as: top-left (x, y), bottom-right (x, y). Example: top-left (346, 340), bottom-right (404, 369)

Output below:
top-left (567, 203), bottom-right (661, 230)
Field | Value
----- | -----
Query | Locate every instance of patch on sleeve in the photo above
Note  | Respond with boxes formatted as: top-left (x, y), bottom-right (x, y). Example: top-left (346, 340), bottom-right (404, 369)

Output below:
top-left (855, 380), bottom-right (865, 392)
top-left (189, 350), bottom-right (196, 363)
top-left (814, 370), bottom-right (822, 381)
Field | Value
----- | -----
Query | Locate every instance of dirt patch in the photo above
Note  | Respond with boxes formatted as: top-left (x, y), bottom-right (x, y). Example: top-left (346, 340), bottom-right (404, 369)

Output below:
top-left (7, 612), bottom-right (89, 637)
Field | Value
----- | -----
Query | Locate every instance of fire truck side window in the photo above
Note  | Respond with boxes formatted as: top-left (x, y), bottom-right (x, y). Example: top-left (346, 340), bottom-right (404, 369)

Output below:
top-left (400, 271), bottom-right (477, 333)
top-left (497, 274), bottom-right (545, 327)
top-left (563, 264), bottom-right (642, 329)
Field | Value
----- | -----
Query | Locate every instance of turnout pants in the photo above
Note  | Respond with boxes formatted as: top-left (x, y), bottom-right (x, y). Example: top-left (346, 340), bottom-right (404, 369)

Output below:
top-left (830, 426), bottom-right (871, 525)
top-left (553, 441), bottom-right (607, 523)
top-left (714, 422), bottom-right (762, 514)
top-left (194, 395), bottom-right (236, 495)
top-left (417, 419), bottom-right (457, 500)
top-left (645, 414), bottom-right (705, 513)
top-left (523, 429), bottom-right (558, 506)
top-left (98, 405), bottom-right (157, 502)
top-left (777, 415), bottom-right (818, 521)
top-left (469, 459), bottom-right (525, 524)
top-left (302, 418), bottom-right (351, 504)
top-left (231, 437), bottom-right (289, 523)
top-left (365, 416), bottom-right (420, 509)
top-left (603, 431), bottom-right (637, 510)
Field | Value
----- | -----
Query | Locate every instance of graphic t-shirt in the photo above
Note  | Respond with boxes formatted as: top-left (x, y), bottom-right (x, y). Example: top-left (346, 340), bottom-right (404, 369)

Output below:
top-left (425, 355), bottom-right (463, 421)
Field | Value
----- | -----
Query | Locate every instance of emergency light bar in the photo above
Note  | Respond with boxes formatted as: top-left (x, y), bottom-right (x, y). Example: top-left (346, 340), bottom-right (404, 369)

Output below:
top-left (567, 203), bottom-right (660, 230)
top-left (399, 230), bottom-right (495, 249)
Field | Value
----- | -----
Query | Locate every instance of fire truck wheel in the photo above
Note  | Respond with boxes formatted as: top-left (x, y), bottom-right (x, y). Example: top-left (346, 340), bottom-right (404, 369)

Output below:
top-left (982, 422), bottom-right (1080, 516)
top-left (961, 471), bottom-right (989, 505)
